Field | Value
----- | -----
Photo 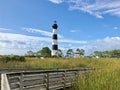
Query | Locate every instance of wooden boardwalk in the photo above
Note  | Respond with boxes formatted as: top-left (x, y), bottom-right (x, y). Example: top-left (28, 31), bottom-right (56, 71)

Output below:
top-left (0, 68), bottom-right (94, 90)
top-left (0, 73), bottom-right (1, 90)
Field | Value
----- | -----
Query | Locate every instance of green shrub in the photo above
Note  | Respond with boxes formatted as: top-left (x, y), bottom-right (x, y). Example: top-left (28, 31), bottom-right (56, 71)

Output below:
top-left (0, 55), bottom-right (25, 62)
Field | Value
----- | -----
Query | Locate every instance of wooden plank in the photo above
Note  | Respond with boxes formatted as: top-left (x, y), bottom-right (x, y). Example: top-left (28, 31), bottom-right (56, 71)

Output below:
top-left (0, 74), bottom-right (1, 90)
top-left (23, 84), bottom-right (46, 90)
top-left (23, 76), bottom-right (45, 81)
top-left (0, 68), bottom-right (93, 90)
top-left (23, 79), bottom-right (45, 86)
top-left (23, 73), bottom-right (45, 78)
top-left (9, 82), bottom-right (20, 89)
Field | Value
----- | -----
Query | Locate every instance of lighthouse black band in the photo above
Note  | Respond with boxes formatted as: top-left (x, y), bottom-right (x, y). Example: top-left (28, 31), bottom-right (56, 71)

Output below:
top-left (52, 24), bottom-right (58, 29)
top-left (52, 34), bottom-right (57, 39)
top-left (52, 45), bottom-right (58, 50)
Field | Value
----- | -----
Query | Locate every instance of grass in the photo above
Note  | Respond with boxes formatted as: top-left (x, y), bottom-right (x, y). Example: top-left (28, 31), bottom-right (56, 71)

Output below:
top-left (0, 57), bottom-right (90, 69)
top-left (0, 57), bottom-right (120, 90)
top-left (74, 69), bottom-right (120, 90)
top-left (72, 58), bottom-right (120, 90)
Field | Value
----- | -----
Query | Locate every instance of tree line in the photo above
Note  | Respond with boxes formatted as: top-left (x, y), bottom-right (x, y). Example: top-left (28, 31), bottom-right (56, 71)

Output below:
top-left (25, 47), bottom-right (85, 58)
top-left (0, 55), bottom-right (25, 62)
top-left (94, 49), bottom-right (120, 58)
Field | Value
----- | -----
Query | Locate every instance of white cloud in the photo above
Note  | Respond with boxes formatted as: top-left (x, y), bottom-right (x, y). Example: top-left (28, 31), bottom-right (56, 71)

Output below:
top-left (70, 30), bottom-right (76, 33)
top-left (83, 37), bottom-right (120, 55)
top-left (94, 37), bottom-right (120, 50)
top-left (0, 32), bottom-right (51, 43)
top-left (113, 27), bottom-right (119, 30)
top-left (50, 0), bottom-right (120, 18)
top-left (0, 32), bottom-right (120, 55)
top-left (59, 39), bottom-right (87, 44)
top-left (0, 32), bottom-right (86, 55)
top-left (60, 36), bottom-right (120, 55)
top-left (49, 0), bottom-right (64, 4)
top-left (0, 32), bottom-right (51, 55)
top-left (23, 27), bottom-right (64, 38)
top-left (73, 0), bottom-right (120, 18)
top-left (23, 28), bottom-right (52, 37)
top-left (0, 28), bottom-right (11, 31)
top-left (68, 0), bottom-right (120, 18)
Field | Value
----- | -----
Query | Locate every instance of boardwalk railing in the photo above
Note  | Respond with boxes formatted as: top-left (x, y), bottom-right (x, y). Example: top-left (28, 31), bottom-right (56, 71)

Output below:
top-left (1, 68), bottom-right (93, 90)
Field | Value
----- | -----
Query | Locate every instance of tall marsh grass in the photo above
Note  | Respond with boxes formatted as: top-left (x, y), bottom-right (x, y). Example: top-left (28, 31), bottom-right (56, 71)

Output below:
top-left (0, 57), bottom-right (89, 69)
top-left (73, 58), bottom-right (120, 90)
top-left (0, 57), bottom-right (120, 90)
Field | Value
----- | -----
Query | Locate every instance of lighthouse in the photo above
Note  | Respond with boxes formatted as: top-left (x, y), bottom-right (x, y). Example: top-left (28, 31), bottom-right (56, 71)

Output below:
top-left (52, 21), bottom-right (58, 56)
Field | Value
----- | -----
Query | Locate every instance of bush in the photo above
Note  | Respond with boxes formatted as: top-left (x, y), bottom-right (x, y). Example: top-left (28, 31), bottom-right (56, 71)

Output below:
top-left (0, 55), bottom-right (25, 62)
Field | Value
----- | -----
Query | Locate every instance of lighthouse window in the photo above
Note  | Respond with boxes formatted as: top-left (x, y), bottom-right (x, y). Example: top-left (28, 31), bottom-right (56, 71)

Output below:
top-left (53, 34), bottom-right (57, 39)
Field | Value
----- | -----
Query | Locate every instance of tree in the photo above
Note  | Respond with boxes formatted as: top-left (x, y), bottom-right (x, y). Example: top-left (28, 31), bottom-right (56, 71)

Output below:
top-left (94, 49), bottom-right (120, 58)
top-left (66, 49), bottom-right (74, 58)
top-left (111, 50), bottom-right (120, 58)
top-left (94, 51), bottom-right (102, 57)
top-left (36, 51), bottom-right (41, 58)
top-left (77, 48), bottom-right (85, 55)
top-left (57, 49), bottom-right (63, 57)
top-left (25, 50), bottom-right (35, 57)
top-left (74, 48), bottom-right (85, 58)
top-left (40, 47), bottom-right (51, 57)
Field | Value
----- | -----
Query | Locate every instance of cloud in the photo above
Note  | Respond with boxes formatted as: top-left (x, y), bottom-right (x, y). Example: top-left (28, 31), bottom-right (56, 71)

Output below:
top-left (0, 28), bottom-right (11, 31)
top-left (93, 37), bottom-right (120, 50)
top-left (59, 39), bottom-right (87, 44)
top-left (0, 32), bottom-right (120, 55)
top-left (50, 0), bottom-right (120, 18)
top-left (49, 0), bottom-right (64, 4)
top-left (23, 28), bottom-right (52, 37)
top-left (70, 30), bottom-right (76, 33)
top-left (60, 36), bottom-right (120, 55)
top-left (83, 37), bottom-right (120, 55)
top-left (0, 32), bottom-right (51, 43)
top-left (0, 32), bottom-right (51, 55)
top-left (0, 32), bottom-right (86, 55)
top-left (23, 27), bottom-right (64, 38)
top-left (113, 27), bottom-right (119, 30)
top-left (69, 0), bottom-right (120, 18)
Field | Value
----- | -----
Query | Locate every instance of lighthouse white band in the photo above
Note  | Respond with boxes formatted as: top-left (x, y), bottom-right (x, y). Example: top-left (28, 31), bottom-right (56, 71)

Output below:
top-left (52, 39), bottom-right (58, 45)
top-left (52, 50), bottom-right (58, 56)
top-left (52, 29), bottom-right (57, 34)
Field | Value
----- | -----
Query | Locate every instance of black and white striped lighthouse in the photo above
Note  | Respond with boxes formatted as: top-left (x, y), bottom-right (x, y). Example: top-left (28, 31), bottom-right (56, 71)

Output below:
top-left (52, 21), bottom-right (58, 56)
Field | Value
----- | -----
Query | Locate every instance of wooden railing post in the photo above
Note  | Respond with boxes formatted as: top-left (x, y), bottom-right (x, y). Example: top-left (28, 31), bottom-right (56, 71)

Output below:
top-left (75, 70), bottom-right (79, 83)
top-left (62, 70), bottom-right (66, 90)
top-left (1, 74), bottom-right (10, 90)
top-left (45, 72), bottom-right (49, 90)
top-left (20, 72), bottom-right (23, 90)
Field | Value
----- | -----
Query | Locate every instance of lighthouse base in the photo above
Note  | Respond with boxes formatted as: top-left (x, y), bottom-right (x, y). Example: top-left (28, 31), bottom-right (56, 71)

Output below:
top-left (52, 50), bottom-right (58, 56)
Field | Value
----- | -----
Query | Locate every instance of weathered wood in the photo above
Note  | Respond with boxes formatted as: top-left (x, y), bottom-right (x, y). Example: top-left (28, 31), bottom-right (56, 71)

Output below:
top-left (0, 68), bottom-right (94, 90)
top-left (1, 74), bottom-right (11, 90)
top-left (9, 82), bottom-right (20, 89)
top-left (0, 74), bottom-right (1, 90)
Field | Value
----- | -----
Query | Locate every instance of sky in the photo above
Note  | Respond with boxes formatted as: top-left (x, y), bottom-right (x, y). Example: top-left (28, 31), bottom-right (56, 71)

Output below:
top-left (0, 0), bottom-right (120, 55)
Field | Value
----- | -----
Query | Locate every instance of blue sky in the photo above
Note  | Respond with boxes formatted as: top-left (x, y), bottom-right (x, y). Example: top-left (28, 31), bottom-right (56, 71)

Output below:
top-left (0, 0), bottom-right (120, 55)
